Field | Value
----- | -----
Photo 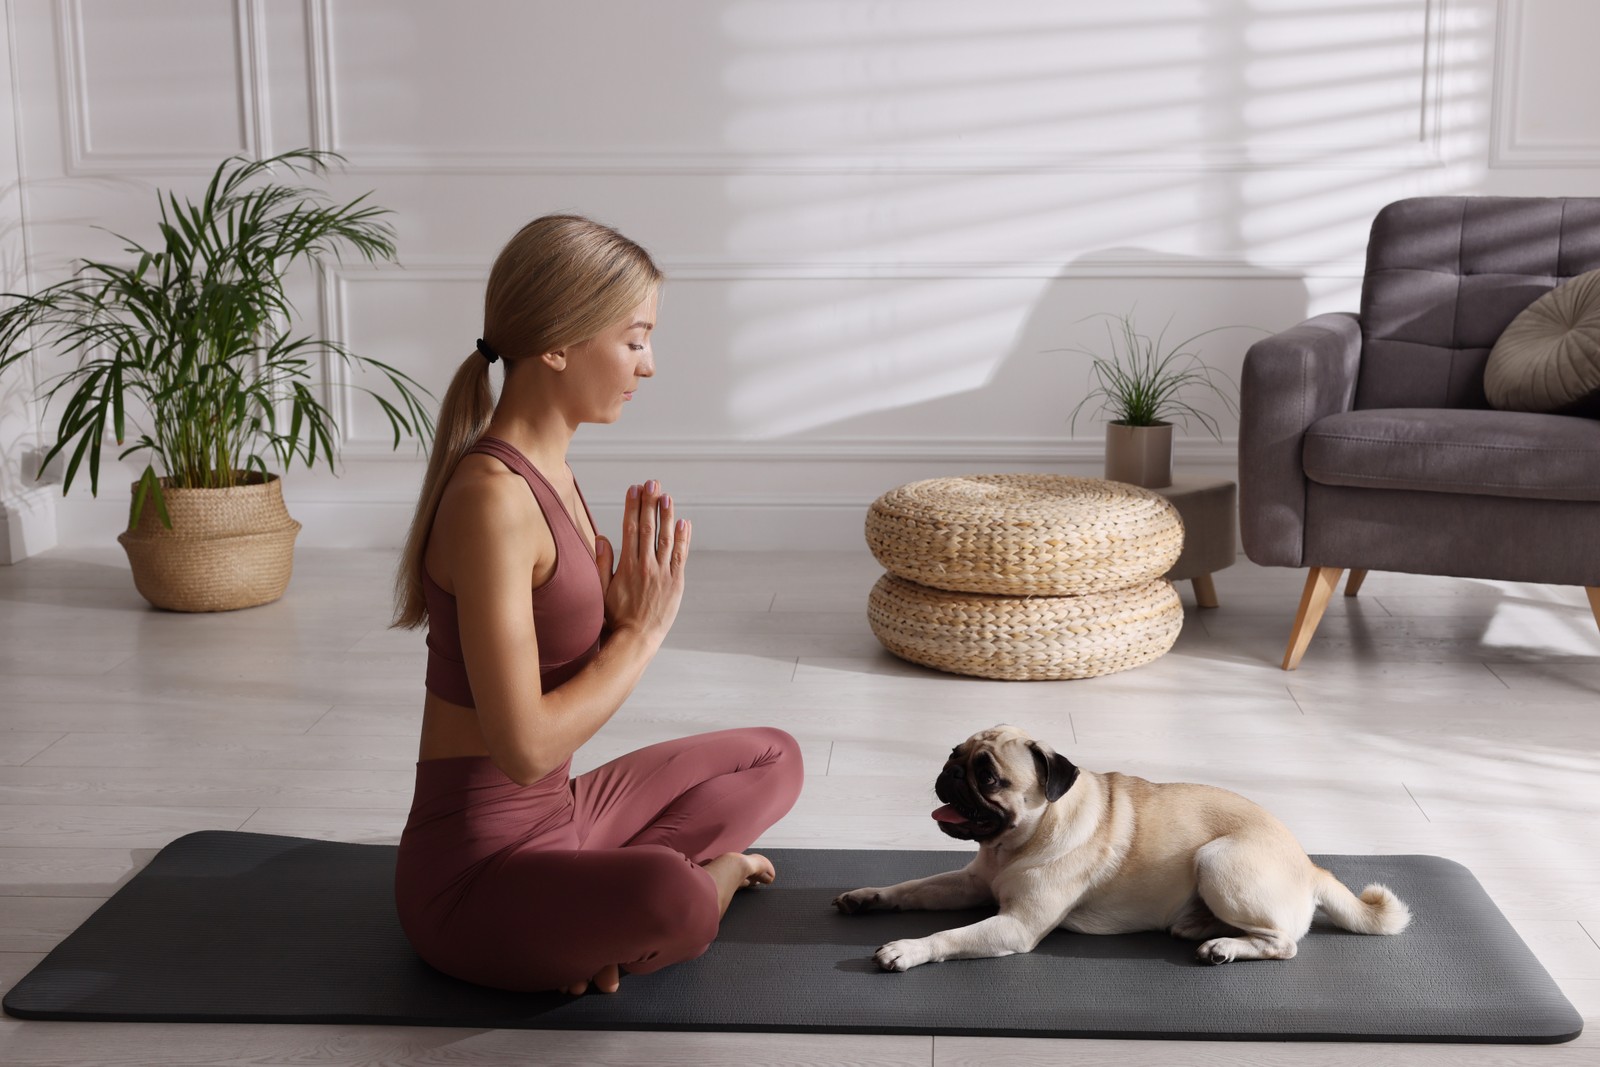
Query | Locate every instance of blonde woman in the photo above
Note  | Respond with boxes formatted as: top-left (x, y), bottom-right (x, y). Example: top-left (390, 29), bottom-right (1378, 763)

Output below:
top-left (390, 215), bottom-right (803, 995)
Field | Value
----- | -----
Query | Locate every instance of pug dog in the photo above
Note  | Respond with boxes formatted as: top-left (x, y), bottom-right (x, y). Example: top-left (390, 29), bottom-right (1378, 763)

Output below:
top-left (833, 724), bottom-right (1410, 971)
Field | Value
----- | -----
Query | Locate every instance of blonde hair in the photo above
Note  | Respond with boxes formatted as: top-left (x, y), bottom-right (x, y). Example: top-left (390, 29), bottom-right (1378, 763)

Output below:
top-left (388, 214), bottom-right (662, 630)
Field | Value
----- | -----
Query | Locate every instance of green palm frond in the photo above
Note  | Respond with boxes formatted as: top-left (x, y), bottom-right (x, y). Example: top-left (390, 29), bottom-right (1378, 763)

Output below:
top-left (0, 149), bottom-right (436, 531)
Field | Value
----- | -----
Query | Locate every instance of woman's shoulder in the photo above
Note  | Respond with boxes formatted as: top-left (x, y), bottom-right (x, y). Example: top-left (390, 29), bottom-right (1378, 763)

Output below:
top-left (429, 457), bottom-right (552, 589)
top-left (439, 457), bottom-right (538, 536)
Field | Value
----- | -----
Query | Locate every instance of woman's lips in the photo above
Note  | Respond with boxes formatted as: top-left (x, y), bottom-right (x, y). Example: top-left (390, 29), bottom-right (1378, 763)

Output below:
top-left (623, 391), bottom-right (634, 400)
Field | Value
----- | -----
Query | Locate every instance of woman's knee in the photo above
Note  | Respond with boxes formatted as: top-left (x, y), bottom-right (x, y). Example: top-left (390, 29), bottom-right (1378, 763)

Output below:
top-left (735, 725), bottom-right (799, 772)
top-left (754, 726), bottom-right (805, 803)
top-left (628, 846), bottom-right (721, 949)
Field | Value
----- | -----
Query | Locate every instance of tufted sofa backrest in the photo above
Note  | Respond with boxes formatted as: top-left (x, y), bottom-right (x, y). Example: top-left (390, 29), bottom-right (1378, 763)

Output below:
top-left (1356, 196), bottom-right (1600, 409)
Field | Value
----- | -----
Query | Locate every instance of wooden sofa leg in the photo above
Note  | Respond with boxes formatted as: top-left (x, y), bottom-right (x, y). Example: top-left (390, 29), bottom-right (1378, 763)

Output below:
top-left (1345, 569), bottom-right (1368, 597)
top-left (1283, 567), bottom-right (1345, 671)
top-left (1588, 588), bottom-right (1600, 634)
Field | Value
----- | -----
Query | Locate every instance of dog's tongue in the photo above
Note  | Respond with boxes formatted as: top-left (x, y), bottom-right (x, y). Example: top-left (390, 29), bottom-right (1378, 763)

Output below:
top-left (932, 804), bottom-right (968, 824)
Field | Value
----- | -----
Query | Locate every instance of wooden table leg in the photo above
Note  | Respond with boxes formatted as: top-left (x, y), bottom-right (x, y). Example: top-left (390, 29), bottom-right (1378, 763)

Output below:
top-left (1587, 587), bottom-right (1600, 635)
top-left (1345, 569), bottom-right (1369, 597)
top-left (1282, 566), bottom-right (1344, 671)
top-left (1192, 574), bottom-right (1219, 609)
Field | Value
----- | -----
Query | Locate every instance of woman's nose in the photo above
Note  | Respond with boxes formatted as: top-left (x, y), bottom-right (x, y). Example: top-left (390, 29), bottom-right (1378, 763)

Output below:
top-left (636, 351), bottom-right (655, 377)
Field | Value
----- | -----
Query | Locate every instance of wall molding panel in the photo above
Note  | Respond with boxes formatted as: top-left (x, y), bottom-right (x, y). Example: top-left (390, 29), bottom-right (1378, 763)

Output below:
top-left (306, 0), bottom-right (1445, 176)
top-left (58, 0), bottom-right (271, 175)
top-left (1489, 0), bottom-right (1600, 167)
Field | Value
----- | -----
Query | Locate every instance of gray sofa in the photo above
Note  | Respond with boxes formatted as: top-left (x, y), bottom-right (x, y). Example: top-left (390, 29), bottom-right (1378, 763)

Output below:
top-left (1239, 196), bottom-right (1600, 669)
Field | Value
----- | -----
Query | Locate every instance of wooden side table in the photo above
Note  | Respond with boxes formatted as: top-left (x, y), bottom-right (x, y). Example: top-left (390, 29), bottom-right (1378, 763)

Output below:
top-left (1150, 478), bottom-right (1237, 608)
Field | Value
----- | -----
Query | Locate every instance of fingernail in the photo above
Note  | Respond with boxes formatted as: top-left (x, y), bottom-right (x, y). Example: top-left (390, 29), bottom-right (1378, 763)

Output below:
top-left (628, 484), bottom-right (637, 499)
top-left (649, 480), bottom-right (659, 493)
top-left (665, 495), bottom-right (672, 510)
top-left (677, 519), bottom-right (686, 531)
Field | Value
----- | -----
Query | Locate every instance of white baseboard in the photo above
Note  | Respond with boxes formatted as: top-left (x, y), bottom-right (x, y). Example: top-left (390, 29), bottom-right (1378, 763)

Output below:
top-left (33, 438), bottom-right (1241, 552)
top-left (48, 476), bottom-right (1241, 552)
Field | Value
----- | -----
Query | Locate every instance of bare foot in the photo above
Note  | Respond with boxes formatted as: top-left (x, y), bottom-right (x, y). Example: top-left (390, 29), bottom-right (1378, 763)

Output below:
top-left (560, 854), bottom-right (777, 995)
top-left (739, 852), bottom-right (776, 887)
top-left (563, 962), bottom-right (621, 996)
top-left (704, 851), bottom-right (776, 917)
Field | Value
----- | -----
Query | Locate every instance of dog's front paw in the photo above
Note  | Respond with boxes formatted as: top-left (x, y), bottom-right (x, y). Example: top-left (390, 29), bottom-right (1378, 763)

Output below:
top-left (875, 938), bottom-right (932, 972)
top-left (833, 888), bottom-right (887, 914)
top-left (1197, 938), bottom-right (1238, 965)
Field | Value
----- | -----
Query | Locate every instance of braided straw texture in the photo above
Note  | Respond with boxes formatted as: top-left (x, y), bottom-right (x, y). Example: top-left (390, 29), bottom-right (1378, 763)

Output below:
top-left (116, 472), bottom-right (301, 612)
top-left (868, 572), bottom-right (1183, 680)
top-left (866, 475), bottom-right (1183, 596)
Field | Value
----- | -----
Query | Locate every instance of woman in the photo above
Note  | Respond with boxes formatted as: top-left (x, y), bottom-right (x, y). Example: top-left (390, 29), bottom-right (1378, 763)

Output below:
top-left (389, 214), bottom-right (804, 995)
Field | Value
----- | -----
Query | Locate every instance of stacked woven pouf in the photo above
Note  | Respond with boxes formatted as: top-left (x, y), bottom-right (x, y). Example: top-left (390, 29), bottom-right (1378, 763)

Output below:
top-left (865, 474), bottom-right (1186, 680)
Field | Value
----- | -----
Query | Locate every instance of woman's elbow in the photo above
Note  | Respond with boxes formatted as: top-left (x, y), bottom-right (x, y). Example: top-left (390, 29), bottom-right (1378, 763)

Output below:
top-left (502, 758), bottom-right (558, 787)
top-left (495, 747), bottom-right (565, 787)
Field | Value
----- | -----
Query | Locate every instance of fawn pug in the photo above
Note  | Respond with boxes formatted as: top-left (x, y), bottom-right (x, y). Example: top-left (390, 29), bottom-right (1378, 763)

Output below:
top-left (834, 724), bottom-right (1410, 971)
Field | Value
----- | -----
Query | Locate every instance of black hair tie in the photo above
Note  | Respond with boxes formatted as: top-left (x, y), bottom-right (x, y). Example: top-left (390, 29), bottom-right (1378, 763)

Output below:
top-left (475, 338), bottom-right (500, 364)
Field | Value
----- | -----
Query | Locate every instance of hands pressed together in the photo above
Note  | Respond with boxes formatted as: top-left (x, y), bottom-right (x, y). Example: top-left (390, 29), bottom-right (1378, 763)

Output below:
top-left (593, 479), bottom-right (690, 645)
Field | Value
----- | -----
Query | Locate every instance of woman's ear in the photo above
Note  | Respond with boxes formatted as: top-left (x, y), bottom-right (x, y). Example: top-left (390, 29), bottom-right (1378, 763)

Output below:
top-left (541, 349), bottom-right (567, 371)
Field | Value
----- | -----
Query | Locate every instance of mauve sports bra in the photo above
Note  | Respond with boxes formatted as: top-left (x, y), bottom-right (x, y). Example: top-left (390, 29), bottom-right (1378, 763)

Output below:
top-left (420, 436), bottom-right (606, 706)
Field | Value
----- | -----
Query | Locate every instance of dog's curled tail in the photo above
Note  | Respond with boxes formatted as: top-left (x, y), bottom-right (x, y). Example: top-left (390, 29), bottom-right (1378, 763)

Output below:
top-left (1313, 868), bottom-right (1412, 935)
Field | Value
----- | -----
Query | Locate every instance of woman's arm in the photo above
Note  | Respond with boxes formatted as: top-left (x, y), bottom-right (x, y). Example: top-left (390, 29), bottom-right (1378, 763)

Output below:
top-left (452, 478), bottom-right (687, 785)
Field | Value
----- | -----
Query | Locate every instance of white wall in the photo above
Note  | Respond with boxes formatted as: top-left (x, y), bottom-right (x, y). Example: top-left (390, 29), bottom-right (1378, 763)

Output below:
top-left (2, 0), bottom-right (1598, 553)
top-left (0, 0), bottom-right (56, 562)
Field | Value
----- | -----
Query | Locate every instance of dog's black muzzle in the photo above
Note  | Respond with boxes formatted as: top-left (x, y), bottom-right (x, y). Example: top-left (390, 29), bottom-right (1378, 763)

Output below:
top-left (934, 761), bottom-right (1004, 841)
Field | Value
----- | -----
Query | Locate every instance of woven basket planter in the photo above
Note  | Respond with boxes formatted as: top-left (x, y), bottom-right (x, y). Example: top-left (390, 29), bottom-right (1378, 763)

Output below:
top-left (115, 471), bottom-right (302, 613)
top-left (866, 474), bottom-right (1183, 596)
top-left (868, 572), bottom-right (1183, 681)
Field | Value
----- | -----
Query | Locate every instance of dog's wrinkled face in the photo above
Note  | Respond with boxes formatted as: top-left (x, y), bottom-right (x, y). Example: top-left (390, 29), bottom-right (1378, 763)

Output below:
top-left (932, 725), bottom-right (1079, 843)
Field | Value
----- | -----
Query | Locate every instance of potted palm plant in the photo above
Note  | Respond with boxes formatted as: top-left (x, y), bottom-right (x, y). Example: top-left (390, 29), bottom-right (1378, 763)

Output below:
top-left (0, 148), bottom-right (435, 611)
top-left (1062, 310), bottom-right (1242, 488)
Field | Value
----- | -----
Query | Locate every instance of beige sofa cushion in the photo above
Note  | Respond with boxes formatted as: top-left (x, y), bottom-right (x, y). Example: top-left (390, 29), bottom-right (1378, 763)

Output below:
top-left (1485, 268), bottom-right (1600, 416)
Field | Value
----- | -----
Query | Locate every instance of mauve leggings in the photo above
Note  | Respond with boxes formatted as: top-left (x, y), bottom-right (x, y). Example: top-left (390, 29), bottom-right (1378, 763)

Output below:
top-left (394, 727), bottom-right (804, 992)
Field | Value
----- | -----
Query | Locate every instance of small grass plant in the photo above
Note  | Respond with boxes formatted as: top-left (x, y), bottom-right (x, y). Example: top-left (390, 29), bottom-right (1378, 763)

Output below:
top-left (1057, 310), bottom-right (1247, 439)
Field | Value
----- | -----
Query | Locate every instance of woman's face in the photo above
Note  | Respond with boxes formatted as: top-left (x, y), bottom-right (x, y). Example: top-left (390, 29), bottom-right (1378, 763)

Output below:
top-left (563, 293), bottom-right (657, 423)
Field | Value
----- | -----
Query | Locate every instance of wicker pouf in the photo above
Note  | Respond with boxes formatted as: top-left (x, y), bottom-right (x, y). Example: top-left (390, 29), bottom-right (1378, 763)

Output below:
top-left (869, 573), bottom-right (1183, 681)
top-left (866, 474), bottom-right (1183, 596)
top-left (865, 475), bottom-right (1185, 680)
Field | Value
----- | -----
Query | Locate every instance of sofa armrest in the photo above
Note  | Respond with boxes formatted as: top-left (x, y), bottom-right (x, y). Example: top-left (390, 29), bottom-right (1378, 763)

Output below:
top-left (1238, 312), bottom-right (1362, 567)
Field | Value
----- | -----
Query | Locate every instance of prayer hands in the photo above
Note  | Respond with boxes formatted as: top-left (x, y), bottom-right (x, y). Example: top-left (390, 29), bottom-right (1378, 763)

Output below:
top-left (594, 479), bottom-right (689, 643)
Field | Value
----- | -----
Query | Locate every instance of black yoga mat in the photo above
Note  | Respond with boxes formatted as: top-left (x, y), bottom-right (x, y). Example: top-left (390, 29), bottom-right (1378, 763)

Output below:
top-left (2, 831), bottom-right (1582, 1043)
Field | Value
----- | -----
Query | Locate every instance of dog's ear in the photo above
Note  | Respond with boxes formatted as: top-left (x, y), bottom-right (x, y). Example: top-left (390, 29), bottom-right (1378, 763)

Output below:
top-left (1029, 741), bottom-right (1079, 803)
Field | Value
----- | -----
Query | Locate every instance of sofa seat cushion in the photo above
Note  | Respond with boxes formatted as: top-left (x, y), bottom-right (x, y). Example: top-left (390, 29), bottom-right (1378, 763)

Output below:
top-left (1303, 408), bottom-right (1600, 502)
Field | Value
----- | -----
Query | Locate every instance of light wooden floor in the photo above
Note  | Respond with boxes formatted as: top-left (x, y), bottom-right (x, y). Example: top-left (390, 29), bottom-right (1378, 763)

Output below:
top-left (2, 547), bottom-right (1599, 1066)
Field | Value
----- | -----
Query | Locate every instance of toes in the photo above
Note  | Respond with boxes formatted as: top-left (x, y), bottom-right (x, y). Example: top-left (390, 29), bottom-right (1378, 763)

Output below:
top-left (748, 855), bottom-right (776, 884)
